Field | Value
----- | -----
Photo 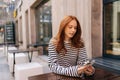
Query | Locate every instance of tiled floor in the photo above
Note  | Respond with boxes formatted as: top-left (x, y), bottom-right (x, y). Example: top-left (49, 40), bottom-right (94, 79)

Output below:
top-left (0, 56), bottom-right (14, 80)
top-left (0, 46), bottom-right (14, 80)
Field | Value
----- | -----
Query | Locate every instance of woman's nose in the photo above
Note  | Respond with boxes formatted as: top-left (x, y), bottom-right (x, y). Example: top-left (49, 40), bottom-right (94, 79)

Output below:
top-left (72, 28), bottom-right (76, 32)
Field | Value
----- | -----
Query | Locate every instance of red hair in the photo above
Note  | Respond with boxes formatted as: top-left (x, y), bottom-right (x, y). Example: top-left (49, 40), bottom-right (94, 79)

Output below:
top-left (55, 15), bottom-right (84, 54)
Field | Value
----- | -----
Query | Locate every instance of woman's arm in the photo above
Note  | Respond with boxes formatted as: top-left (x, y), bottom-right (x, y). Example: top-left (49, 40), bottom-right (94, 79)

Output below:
top-left (77, 47), bottom-right (89, 65)
top-left (48, 42), bottom-right (81, 77)
top-left (77, 47), bottom-right (95, 76)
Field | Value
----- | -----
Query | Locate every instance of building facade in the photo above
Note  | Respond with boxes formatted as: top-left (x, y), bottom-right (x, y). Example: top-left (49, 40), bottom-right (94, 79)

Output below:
top-left (14, 0), bottom-right (102, 58)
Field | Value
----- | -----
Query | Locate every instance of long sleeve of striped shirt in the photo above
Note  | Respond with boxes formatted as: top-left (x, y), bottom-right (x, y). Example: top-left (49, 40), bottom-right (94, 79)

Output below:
top-left (48, 38), bottom-right (89, 77)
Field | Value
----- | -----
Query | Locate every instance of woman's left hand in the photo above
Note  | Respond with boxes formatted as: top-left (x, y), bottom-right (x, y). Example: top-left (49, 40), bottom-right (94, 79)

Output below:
top-left (84, 65), bottom-right (95, 76)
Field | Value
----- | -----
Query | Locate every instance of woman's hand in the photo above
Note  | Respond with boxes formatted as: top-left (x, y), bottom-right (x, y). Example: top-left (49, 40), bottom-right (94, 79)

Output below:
top-left (84, 65), bottom-right (95, 76)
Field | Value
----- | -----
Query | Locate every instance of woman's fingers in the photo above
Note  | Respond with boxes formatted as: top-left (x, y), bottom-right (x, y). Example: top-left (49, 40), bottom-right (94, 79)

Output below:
top-left (77, 65), bottom-right (95, 76)
top-left (84, 66), bottom-right (95, 76)
top-left (84, 70), bottom-right (92, 76)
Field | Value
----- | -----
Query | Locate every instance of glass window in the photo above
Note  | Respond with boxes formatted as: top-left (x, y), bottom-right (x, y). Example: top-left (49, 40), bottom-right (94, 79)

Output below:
top-left (36, 0), bottom-right (52, 44)
top-left (104, 0), bottom-right (120, 59)
top-left (35, 0), bottom-right (52, 55)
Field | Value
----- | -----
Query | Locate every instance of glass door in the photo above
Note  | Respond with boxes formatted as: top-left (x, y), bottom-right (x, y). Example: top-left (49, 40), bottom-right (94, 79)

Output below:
top-left (103, 0), bottom-right (120, 59)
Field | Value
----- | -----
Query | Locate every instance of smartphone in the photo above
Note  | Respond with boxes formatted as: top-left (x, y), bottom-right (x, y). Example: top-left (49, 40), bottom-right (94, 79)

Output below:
top-left (84, 60), bottom-right (95, 66)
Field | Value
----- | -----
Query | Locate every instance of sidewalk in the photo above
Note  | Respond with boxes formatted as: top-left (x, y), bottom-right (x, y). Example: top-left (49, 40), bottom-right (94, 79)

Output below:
top-left (0, 46), bottom-right (14, 80)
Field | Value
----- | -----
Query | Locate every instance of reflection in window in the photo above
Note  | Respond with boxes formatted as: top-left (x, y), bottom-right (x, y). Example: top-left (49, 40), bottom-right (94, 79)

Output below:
top-left (104, 0), bottom-right (120, 58)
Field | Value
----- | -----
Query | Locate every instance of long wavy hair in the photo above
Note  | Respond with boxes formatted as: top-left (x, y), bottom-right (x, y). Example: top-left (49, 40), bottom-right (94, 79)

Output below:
top-left (55, 15), bottom-right (84, 54)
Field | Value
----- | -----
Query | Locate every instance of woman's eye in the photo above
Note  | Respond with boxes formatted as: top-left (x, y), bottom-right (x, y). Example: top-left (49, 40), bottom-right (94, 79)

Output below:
top-left (68, 25), bottom-right (77, 29)
top-left (68, 26), bottom-right (72, 29)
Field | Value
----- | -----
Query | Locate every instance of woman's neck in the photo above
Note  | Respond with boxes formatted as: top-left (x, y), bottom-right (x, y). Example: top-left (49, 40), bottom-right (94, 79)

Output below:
top-left (64, 38), bottom-right (71, 43)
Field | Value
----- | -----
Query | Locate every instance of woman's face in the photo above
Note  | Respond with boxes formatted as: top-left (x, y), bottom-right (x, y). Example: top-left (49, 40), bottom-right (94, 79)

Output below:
top-left (64, 19), bottom-right (77, 41)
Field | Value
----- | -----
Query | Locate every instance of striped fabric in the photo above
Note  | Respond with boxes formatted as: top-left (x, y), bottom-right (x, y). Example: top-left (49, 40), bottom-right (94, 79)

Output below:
top-left (48, 38), bottom-right (89, 77)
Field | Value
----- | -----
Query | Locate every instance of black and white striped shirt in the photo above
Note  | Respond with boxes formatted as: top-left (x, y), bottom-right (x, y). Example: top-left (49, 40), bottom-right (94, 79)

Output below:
top-left (48, 38), bottom-right (88, 77)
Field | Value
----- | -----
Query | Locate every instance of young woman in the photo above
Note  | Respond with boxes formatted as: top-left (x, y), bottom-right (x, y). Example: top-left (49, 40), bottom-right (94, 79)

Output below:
top-left (48, 15), bottom-right (95, 77)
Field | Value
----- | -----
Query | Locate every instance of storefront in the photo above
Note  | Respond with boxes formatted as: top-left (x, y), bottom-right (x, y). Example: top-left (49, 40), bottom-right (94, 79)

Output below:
top-left (103, 0), bottom-right (120, 59)
top-left (0, 22), bottom-right (15, 45)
